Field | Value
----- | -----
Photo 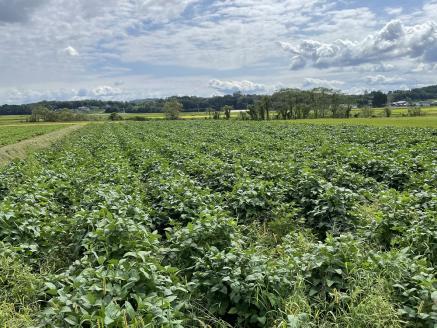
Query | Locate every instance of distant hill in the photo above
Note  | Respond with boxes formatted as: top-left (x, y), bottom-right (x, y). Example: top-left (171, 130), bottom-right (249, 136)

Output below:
top-left (3, 84), bottom-right (437, 116)
top-left (389, 85), bottom-right (437, 102)
top-left (0, 94), bottom-right (262, 115)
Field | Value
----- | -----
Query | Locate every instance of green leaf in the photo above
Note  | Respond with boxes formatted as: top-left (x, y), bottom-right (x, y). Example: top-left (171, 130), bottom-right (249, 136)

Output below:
top-left (45, 282), bottom-right (58, 296)
top-left (124, 301), bottom-right (136, 319)
top-left (105, 302), bottom-right (121, 325)
top-left (326, 279), bottom-right (335, 287)
top-left (309, 288), bottom-right (318, 297)
top-left (228, 307), bottom-right (238, 314)
top-left (64, 316), bottom-right (78, 325)
top-left (257, 316), bottom-right (266, 325)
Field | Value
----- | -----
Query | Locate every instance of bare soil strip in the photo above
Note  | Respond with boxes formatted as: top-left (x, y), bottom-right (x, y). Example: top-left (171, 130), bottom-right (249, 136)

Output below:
top-left (0, 124), bottom-right (84, 166)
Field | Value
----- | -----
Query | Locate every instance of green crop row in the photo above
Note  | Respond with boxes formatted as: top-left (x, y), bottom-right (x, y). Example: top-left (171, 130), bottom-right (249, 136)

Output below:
top-left (0, 121), bottom-right (436, 327)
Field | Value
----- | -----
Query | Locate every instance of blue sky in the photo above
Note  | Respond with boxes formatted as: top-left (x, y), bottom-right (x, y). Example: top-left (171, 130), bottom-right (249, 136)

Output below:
top-left (1, 0), bottom-right (437, 104)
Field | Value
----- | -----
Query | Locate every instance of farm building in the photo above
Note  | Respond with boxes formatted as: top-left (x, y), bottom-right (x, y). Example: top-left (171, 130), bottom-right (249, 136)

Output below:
top-left (391, 101), bottom-right (409, 107)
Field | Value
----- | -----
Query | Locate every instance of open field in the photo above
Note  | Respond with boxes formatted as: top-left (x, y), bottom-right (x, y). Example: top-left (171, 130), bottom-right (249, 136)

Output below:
top-left (116, 112), bottom-right (211, 120)
top-left (0, 124), bottom-right (72, 147)
top-left (0, 121), bottom-right (435, 327)
top-left (388, 106), bottom-right (437, 116)
top-left (0, 115), bottom-right (29, 125)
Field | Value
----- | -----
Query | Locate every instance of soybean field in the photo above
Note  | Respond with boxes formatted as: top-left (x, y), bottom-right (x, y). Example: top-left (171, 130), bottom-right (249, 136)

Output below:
top-left (0, 121), bottom-right (436, 327)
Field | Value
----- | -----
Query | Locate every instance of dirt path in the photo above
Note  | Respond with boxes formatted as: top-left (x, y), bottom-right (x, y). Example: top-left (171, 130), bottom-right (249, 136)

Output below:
top-left (0, 124), bottom-right (84, 166)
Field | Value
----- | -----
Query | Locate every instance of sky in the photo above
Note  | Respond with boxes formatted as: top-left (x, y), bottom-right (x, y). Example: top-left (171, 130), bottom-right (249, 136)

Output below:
top-left (1, 0), bottom-right (437, 104)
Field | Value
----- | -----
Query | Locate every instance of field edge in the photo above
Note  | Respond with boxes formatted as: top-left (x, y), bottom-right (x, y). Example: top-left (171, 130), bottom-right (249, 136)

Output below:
top-left (0, 124), bottom-right (86, 166)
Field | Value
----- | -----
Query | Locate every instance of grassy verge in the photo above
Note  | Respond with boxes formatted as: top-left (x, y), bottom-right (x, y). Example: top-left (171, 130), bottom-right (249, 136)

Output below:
top-left (0, 125), bottom-right (85, 166)
top-left (0, 124), bottom-right (74, 147)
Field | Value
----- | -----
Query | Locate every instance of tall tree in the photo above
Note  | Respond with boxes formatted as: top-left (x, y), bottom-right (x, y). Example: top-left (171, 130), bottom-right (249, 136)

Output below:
top-left (29, 105), bottom-right (50, 122)
top-left (222, 105), bottom-right (233, 120)
top-left (371, 91), bottom-right (388, 108)
top-left (163, 100), bottom-right (182, 120)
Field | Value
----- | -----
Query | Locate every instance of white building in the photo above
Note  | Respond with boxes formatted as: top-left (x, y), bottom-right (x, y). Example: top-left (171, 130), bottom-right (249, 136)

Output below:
top-left (414, 101), bottom-right (431, 107)
top-left (391, 101), bottom-right (409, 107)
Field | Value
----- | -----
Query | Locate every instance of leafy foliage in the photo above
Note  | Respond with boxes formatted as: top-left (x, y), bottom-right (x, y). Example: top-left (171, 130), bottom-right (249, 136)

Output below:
top-left (0, 121), bottom-right (435, 327)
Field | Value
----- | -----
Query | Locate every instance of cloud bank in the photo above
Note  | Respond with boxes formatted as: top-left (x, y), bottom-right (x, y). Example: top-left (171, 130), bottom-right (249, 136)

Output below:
top-left (1, 1), bottom-right (437, 104)
top-left (303, 78), bottom-right (345, 90)
top-left (0, 0), bottom-right (47, 23)
top-left (209, 79), bottom-right (268, 94)
top-left (280, 20), bottom-right (437, 69)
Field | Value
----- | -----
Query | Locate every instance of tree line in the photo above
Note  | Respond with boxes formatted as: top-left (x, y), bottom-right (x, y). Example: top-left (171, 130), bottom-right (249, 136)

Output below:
top-left (166, 88), bottom-right (427, 121)
top-left (389, 85), bottom-right (437, 102)
top-left (2, 84), bottom-right (437, 117)
top-left (0, 94), bottom-right (262, 115)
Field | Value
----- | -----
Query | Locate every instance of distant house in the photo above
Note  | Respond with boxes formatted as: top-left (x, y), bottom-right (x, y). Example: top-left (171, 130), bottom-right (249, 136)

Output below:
top-left (78, 106), bottom-right (90, 111)
top-left (391, 101), bottom-right (409, 107)
top-left (414, 101), bottom-right (431, 107)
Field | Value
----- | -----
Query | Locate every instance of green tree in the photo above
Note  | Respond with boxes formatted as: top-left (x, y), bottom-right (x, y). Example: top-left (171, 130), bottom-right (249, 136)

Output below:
top-left (222, 105), bottom-right (233, 120)
top-left (371, 91), bottom-right (388, 108)
top-left (331, 92), bottom-right (341, 118)
top-left (207, 107), bottom-right (214, 119)
top-left (260, 96), bottom-right (271, 120)
top-left (29, 106), bottom-right (49, 122)
top-left (163, 100), bottom-right (182, 120)
top-left (247, 104), bottom-right (258, 120)
top-left (384, 107), bottom-right (392, 118)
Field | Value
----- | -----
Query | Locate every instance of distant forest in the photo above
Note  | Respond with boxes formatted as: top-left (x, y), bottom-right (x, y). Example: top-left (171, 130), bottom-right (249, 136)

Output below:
top-left (1, 84), bottom-right (437, 115)
top-left (0, 94), bottom-right (261, 115)
top-left (389, 85), bottom-right (437, 101)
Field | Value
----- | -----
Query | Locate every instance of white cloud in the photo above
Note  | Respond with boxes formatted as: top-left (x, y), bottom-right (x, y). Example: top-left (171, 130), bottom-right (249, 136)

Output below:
top-left (209, 79), bottom-right (268, 94)
top-left (290, 56), bottom-right (306, 70)
top-left (1, 1), bottom-right (437, 104)
top-left (303, 78), bottom-right (344, 89)
top-left (115, 0), bottom-right (328, 69)
top-left (280, 20), bottom-right (437, 69)
top-left (385, 7), bottom-right (403, 16)
top-left (364, 74), bottom-right (406, 85)
top-left (344, 87), bottom-right (367, 95)
top-left (0, 88), bottom-right (78, 104)
top-left (423, 1), bottom-right (437, 18)
top-left (62, 46), bottom-right (79, 57)
top-left (411, 62), bottom-right (437, 72)
top-left (357, 63), bottom-right (396, 73)
top-left (300, 7), bottom-right (377, 41)
top-left (76, 85), bottom-right (122, 98)
top-left (0, 0), bottom-right (48, 23)
top-left (0, 85), bottom-right (125, 104)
